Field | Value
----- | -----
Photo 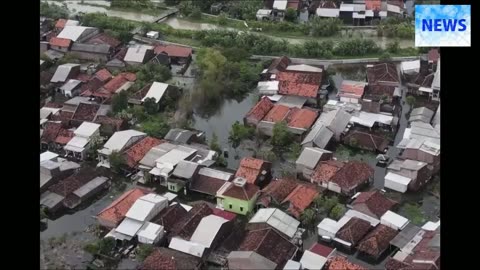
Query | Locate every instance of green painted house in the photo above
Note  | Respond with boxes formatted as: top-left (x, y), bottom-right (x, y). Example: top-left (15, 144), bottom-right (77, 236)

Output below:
top-left (217, 177), bottom-right (260, 215)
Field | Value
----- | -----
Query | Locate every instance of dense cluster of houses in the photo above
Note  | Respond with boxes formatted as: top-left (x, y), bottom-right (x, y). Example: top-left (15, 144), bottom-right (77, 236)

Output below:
top-left (256, 0), bottom-right (406, 24)
top-left (40, 15), bottom-right (439, 270)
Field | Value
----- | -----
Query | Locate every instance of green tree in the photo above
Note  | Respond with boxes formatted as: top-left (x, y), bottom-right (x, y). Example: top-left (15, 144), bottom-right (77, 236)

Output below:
top-left (406, 96), bottom-right (416, 108)
top-left (222, 47), bottom-right (251, 62)
top-left (109, 151), bottom-right (126, 173)
top-left (40, 2), bottom-right (69, 19)
top-left (136, 63), bottom-right (172, 84)
top-left (190, 7), bottom-right (202, 19)
top-left (284, 8), bottom-right (297, 22)
top-left (98, 237), bottom-right (116, 255)
top-left (329, 204), bottom-right (346, 220)
top-left (387, 40), bottom-right (400, 53)
top-left (165, 0), bottom-right (179, 6)
top-left (287, 142), bottom-right (302, 160)
top-left (313, 195), bottom-right (323, 209)
top-left (40, 208), bottom-right (48, 220)
top-left (257, 149), bottom-right (278, 162)
top-left (217, 12), bottom-right (228, 25)
top-left (136, 244), bottom-right (154, 261)
top-left (322, 196), bottom-right (339, 212)
top-left (141, 116), bottom-right (170, 138)
top-left (403, 203), bottom-right (426, 225)
top-left (228, 121), bottom-right (254, 149)
top-left (209, 133), bottom-right (222, 153)
top-left (112, 91), bottom-right (129, 114)
top-left (143, 97), bottom-right (159, 114)
top-left (300, 208), bottom-right (316, 227)
top-left (379, 52), bottom-right (392, 62)
top-left (309, 17), bottom-right (343, 37)
top-left (271, 121), bottom-right (293, 151)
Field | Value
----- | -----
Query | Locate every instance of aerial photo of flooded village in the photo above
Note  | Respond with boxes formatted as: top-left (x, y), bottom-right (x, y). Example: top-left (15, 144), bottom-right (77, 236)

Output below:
top-left (40, 0), bottom-right (440, 269)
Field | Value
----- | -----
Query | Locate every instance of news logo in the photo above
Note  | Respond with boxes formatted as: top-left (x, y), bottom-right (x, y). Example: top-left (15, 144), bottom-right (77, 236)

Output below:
top-left (415, 5), bottom-right (471, 47)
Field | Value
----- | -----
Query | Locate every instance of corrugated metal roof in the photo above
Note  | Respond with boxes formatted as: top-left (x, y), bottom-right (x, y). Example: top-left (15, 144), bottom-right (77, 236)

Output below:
top-left (73, 176), bottom-right (109, 198)
top-left (300, 250), bottom-right (328, 270)
top-left (169, 237), bottom-right (206, 258)
top-left (115, 218), bottom-right (144, 237)
top-left (142, 82), bottom-right (169, 103)
top-left (277, 95), bottom-right (308, 108)
top-left (139, 142), bottom-right (177, 168)
top-left (40, 151), bottom-right (59, 162)
top-left (51, 63), bottom-right (80, 83)
top-left (40, 191), bottom-right (65, 209)
top-left (57, 26), bottom-right (93, 41)
top-left (296, 147), bottom-right (331, 169)
top-left (172, 160), bottom-right (200, 179)
top-left (190, 215), bottom-right (229, 247)
top-left (286, 64), bottom-right (323, 73)
top-left (390, 223), bottom-right (421, 249)
top-left (74, 122), bottom-right (100, 138)
top-left (198, 167), bottom-right (233, 181)
top-left (249, 208), bottom-right (300, 238)
top-left (381, 210), bottom-right (409, 230)
top-left (71, 43), bottom-right (111, 54)
top-left (100, 129), bottom-right (146, 154)
top-left (124, 44), bottom-right (153, 63)
top-left (60, 79), bottom-right (82, 92)
top-left (155, 146), bottom-right (197, 167)
top-left (317, 8), bottom-right (340, 17)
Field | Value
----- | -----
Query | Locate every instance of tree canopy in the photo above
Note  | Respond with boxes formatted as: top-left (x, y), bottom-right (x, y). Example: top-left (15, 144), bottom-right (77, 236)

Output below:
top-left (112, 91), bottom-right (129, 114)
top-left (271, 121), bottom-right (293, 151)
top-left (228, 121), bottom-right (254, 149)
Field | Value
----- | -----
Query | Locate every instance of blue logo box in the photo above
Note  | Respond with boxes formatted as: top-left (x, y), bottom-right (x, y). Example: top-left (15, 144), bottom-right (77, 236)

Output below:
top-left (415, 5), bottom-right (471, 47)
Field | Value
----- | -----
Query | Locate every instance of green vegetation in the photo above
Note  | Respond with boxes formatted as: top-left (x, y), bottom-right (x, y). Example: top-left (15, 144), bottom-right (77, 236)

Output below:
top-left (210, 133), bottom-right (228, 167)
top-left (227, 0), bottom-right (263, 20)
top-left (271, 121), bottom-right (294, 152)
top-left (109, 151), bottom-right (126, 173)
top-left (310, 18), bottom-right (343, 37)
top-left (112, 91), bottom-right (129, 113)
top-left (140, 115), bottom-right (171, 138)
top-left (300, 208), bottom-right (317, 227)
top-left (256, 149), bottom-right (278, 162)
top-left (143, 97), bottom-right (159, 114)
top-left (136, 244), bottom-right (154, 261)
top-left (406, 95), bottom-right (417, 108)
top-left (379, 52), bottom-right (392, 62)
top-left (135, 63), bottom-right (172, 89)
top-left (386, 40), bottom-right (400, 54)
top-left (284, 8), bottom-right (297, 22)
top-left (40, 208), bottom-right (48, 220)
top-left (83, 237), bottom-right (116, 256)
top-left (228, 121), bottom-right (255, 149)
top-left (378, 18), bottom-right (415, 39)
top-left (329, 204), bottom-right (346, 220)
top-left (287, 142), bottom-right (302, 160)
top-left (40, 1), bottom-right (69, 19)
top-left (403, 203), bottom-right (426, 225)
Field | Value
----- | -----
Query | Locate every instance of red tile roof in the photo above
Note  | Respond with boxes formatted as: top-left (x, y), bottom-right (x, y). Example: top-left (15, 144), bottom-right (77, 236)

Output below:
top-left (95, 68), bottom-right (113, 82)
top-left (366, 63), bottom-right (400, 86)
top-left (49, 37), bottom-right (72, 48)
top-left (152, 204), bottom-right (189, 232)
top-left (259, 178), bottom-right (299, 206)
top-left (268, 56), bottom-right (291, 73)
top-left (366, 85), bottom-right (396, 99)
top-left (222, 182), bottom-right (260, 201)
top-left (344, 130), bottom-right (390, 152)
top-left (124, 137), bottom-right (164, 168)
top-left (277, 71), bottom-right (322, 98)
top-left (44, 102), bottom-right (63, 108)
top-left (49, 167), bottom-right (99, 197)
top-left (212, 208), bottom-right (237, 221)
top-left (282, 184), bottom-right (319, 218)
top-left (140, 249), bottom-right (176, 270)
top-left (339, 81), bottom-right (366, 99)
top-left (330, 161), bottom-right (374, 191)
top-left (352, 190), bottom-right (397, 219)
top-left (190, 172), bottom-right (233, 196)
top-left (86, 33), bottom-right (122, 48)
top-left (42, 122), bottom-right (62, 143)
top-left (309, 243), bottom-right (334, 257)
top-left (357, 224), bottom-right (398, 258)
top-left (76, 73), bottom-right (93, 83)
top-left (72, 103), bottom-right (100, 122)
top-left (171, 202), bottom-right (213, 239)
top-left (55, 128), bottom-right (74, 145)
top-left (365, 0), bottom-right (382, 11)
top-left (427, 49), bottom-right (440, 63)
top-left (311, 160), bottom-right (345, 184)
top-left (385, 257), bottom-right (411, 270)
top-left (263, 105), bottom-right (290, 122)
top-left (55, 19), bottom-right (67, 29)
top-left (287, 0), bottom-right (301, 9)
top-left (336, 217), bottom-right (372, 246)
top-left (154, 45), bottom-right (192, 58)
top-left (50, 111), bottom-right (74, 123)
top-left (245, 97), bottom-right (274, 123)
top-left (94, 115), bottom-right (125, 131)
top-left (97, 188), bottom-right (150, 227)
top-left (235, 157), bottom-right (268, 184)
top-left (320, 1), bottom-right (338, 9)
top-left (239, 228), bottom-right (297, 269)
top-left (287, 108), bottom-right (318, 129)
top-left (326, 256), bottom-right (367, 270)
top-left (101, 72), bottom-right (136, 94)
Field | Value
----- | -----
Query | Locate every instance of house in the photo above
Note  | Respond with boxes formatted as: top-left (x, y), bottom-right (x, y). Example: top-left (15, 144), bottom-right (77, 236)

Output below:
top-left (257, 9), bottom-right (273, 20)
top-left (97, 129), bottom-right (147, 168)
top-left (41, 122), bottom-right (63, 151)
top-left (40, 157), bottom-right (80, 193)
top-left (86, 32), bottom-right (122, 52)
top-left (128, 82), bottom-right (173, 107)
top-left (257, 81), bottom-right (279, 96)
top-left (244, 96), bottom-right (275, 126)
top-left (164, 128), bottom-right (203, 144)
top-left (385, 159), bottom-right (431, 192)
top-left (124, 136), bottom-right (164, 169)
top-left (154, 44), bottom-right (193, 65)
top-left (217, 177), bottom-right (260, 215)
top-left (277, 69), bottom-right (323, 105)
top-left (85, 72), bottom-right (136, 99)
top-left (335, 217), bottom-right (372, 250)
top-left (397, 122), bottom-right (440, 170)
top-left (325, 256), bottom-right (366, 270)
top-left (137, 222), bottom-right (165, 244)
top-left (389, 222), bottom-right (422, 251)
top-left (190, 167), bottom-right (234, 197)
top-left (96, 187), bottom-right (151, 228)
top-left (148, 145), bottom-right (199, 186)
top-left (300, 243), bottom-right (336, 270)
top-left (64, 122), bottom-right (101, 160)
top-left (170, 202), bottom-right (213, 240)
top-left (49, 37), bottom-right (72, 52)
top-left (235, 157), bottom-right (272, 187)
top-left (57, 26), bottom-right (100, 43)
top-left (70, 43), bottom-right (113, 61)
top-left (272, 0), bottom-right (289, 19)
top-left (54, 19), bottom-right (79, 32)
top-left (236, 228), bottom-right (298, 269)
top-left (51, 64), bottom-right (80, 83)
top-left (106, 58), bottom-right (126, 71)
top-left (316, 1), bottom-right (340, 18)
top-left (150, 52), bottom-right (171, 67)
top-left (281, 184), bottom-right (319, 218)
top-left (152, 203), bottom-right (189, 233)
top-left (409, 107), bottom-right (434, 124)
top-left (137, 142), bottom-right (177, 184)
top-left (94, 115), bottom-right (126, 136)
top-left (48, 167), bottom-right (107, 209)
top-left (350, 190), bottom-right (397, 219)
top-left (257, 178), bottom-right (299, 208)
top-left (140, 247), bottom-right (202, 270)
top-left (357, 224), bottom-right (399, 260)
top-left (296, 147), bottom-right (332, 180)
top-left (365, 63), bottom-right (400, 91)
top-left (312, 160), bottom-right (374, 196)
top-left (168, 237), bottom-right (206, 258)
top-left (255, 104), bottom-right (319, 136)
top-left (339, 3), bottom-right (367, 25)
top-left (343, 129), bottom-right (390, 153)
top-left (189, 214), bottom-right (233, 250)
top-left (124, 44), bottom-right (155, 65)
top-left (401, 60), bottom-right (421, 76)
top-left (40, 191), bottom-right (66, 213)
top-left (380, 210), bottom-right (409, 231)
top-left (168, 160), bottom-right (203, 193)
top-left (338, 80), bottom-right (366, 104)
top-left (71, 103), bottom-right (101, 127)
top-left (264, 56), bottom-right (291, 78)
top-left (247, 208), bottom-right (300, 239)
top-left (302, 108), bottom-right (351, 148)
top-left (59, 79), bottom-right (82, 98)
top-left (228, 251), bottom-right (277, 270)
